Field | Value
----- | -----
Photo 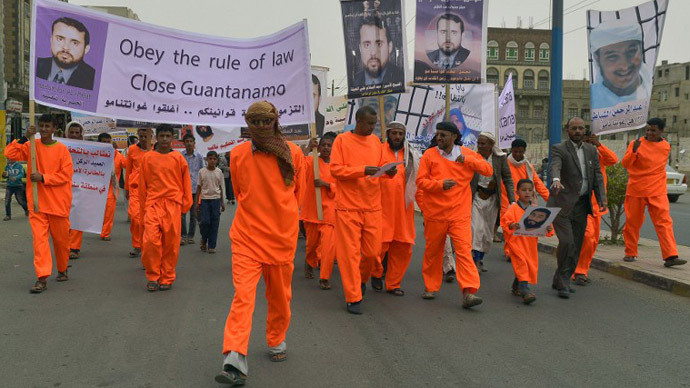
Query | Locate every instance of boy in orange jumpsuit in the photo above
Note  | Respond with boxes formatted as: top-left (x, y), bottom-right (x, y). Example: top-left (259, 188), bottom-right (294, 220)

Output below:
top-left (622, 118), bottom-right (686, 267)
top-left (330, 106), bottom-right (396, 315)
top-left (416, 122), bottom-right (492, 309)
top-left (501, 179), bottom-right (554, 304)
top-left (371, 121), bottom-right (418, 296)
top-left (501, 139), bottom-right (549, 261)
top-left (216, 101), bottom-right (304, 387)
top-left (302, 132), bottom-right (338, 290)
top-left (125, 128), bottom-right (152, 257)
top-left (65, 122), bottom-right (84, 259)
top-left (98, 133), bottom-right (126, 241)
top-left (4, 114), bottom-right (73, 293)
top-left (573, 133), bottom-right (618, 284)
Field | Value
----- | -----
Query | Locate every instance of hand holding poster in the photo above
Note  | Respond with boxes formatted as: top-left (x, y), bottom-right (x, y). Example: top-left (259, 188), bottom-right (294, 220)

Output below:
top-left (498, 74), bottom-right (516, 149)
top-left (514, 206), bottom-right (560, 237)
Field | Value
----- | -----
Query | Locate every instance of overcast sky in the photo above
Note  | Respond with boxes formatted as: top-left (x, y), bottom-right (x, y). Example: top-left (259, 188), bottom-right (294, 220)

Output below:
top-left (73, 0), bottom-right (688, 95)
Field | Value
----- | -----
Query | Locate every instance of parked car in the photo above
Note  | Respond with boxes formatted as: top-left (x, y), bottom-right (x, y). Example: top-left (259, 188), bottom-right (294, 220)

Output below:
top-left (666, 165), bottom-right (688, 203)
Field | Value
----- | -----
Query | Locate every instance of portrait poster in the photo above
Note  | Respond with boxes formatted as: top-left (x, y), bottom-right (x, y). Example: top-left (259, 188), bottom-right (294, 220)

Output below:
top-left (323, 96), bottom-right (349, 133)
top-left (311, 66), bottom-right (329, 137)
top-left (514, 206), bottom-right (560, 237)
top-left (587, 0), bottom-right (668, 135)
top-left (70, 112), bottom-right (116, 135)
top-left (497, 73), bottom-right (516, 149)
top-left (344, 94), bottom-right (401, 138)
top-left (31, 0), bottom-right (313, 127)
top-left (340, 0), bottom-right (407, 99)
top-left (413, 0), bottom-right (487, 84)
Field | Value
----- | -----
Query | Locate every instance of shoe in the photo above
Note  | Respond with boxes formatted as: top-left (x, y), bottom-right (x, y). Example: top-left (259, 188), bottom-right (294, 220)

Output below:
top-left (574, 274), bottom-right (588, 286)
top-left (623, 256), bottom-right (637, 262)
top-left (30, 280), bottom-right (47, 294)
top-left (3, 216), bottom-right (10, 221)
top-left (511, 288), bottom-right (521, 296)
top-left (319, 279), bottom-right (331, 290)
top-left (215, 364), bottom-right (247, 386)
top-left (421, 291), bottom-right (437, 300)
top-left (304, 262), bottom-right (314, 279)
top-left (664, 257), bottom-right (687, 267)
top-left (101, 236), bottom-right (111, 241)
top-left (444, 270), bottom-right (456, 283)
top-left (69, 249), bottom-right (80, 260)
top-left (522, 293), bottom-right (536, 305)
top-left (371, 277), bottom-right (383, 291)
top-left (478, 260), bottom-right (487, 273)
top-left (129, 247), bottom-right (141, 257)
top-left (180, 239), bottom-right (187, 246)
top-left (158, 283), bottom-right (172, 291)
top-left (558, 289), bottom-right (570, 299)
top-left (208, 248), bottom-right (216, 254)
top-left (231, 200), bottom-right (236, 205)
top-left (187, 238), bottom-right (195, 244)
top-left (200, 242), bottom-right (207, 252)
top-left (462, 293), bottom-right (483, 309)
top-left (346, 301), bottom-right (363, 315)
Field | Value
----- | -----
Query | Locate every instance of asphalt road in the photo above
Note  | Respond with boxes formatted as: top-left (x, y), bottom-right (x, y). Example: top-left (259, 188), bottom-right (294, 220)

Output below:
top-left (1, 198), bottom-right (689, 388)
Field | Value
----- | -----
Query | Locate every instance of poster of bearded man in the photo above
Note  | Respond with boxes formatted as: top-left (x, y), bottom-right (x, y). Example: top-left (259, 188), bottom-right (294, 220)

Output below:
top-left (514, 206), bottom-right (561, 237)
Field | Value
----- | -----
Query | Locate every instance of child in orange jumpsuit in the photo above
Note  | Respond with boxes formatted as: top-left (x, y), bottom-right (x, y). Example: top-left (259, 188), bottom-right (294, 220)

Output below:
top-left (4, 114), bottom-right (73, 293)
top-left (98, 133), bottom-right (126, 241)
top-left (139, 125), bottom-right (193, 291)
top-left (501, 179), bottom-right (554, 304)
top-left (125, 128), bottom-right (152, 257)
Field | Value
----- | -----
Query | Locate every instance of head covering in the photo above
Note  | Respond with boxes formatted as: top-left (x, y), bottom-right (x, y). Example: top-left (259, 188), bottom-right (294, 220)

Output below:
top-left (478, 131), bottom-right (506, 156)
top-left (386, 121), bottom-right (419, 207)
top-left (436, 121), bottom-right (462, 145)
top-left (245, 100), bottom-right (295, 186)
top-left (66, 121), bottom-right (84, 133)
top-left (590, 19), bottom-right (642, 53)
top-left (386, 121), bottom-right (406, 132)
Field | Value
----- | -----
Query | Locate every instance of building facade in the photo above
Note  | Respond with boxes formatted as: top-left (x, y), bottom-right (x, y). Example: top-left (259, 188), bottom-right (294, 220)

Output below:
top-left (650, 60), bottom-right (690, 137)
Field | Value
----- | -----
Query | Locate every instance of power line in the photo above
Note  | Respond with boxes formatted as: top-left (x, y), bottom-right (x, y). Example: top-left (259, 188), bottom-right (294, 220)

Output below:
top-left (532, 0), bottom-right (600, 28)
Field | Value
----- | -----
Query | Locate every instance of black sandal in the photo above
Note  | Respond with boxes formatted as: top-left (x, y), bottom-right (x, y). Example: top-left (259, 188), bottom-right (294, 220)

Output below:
top-left (30, 280), bottom-right (47, 294)
top-left (319, 279), bottom-right (331, 290)
top-left (56, 271), bottom-right (68, 282)
top-left (146, 281), bottom-right (159, 292)
top-left (386, 288), bottom-right (405, 296)
top-left (158, 283), bottom-right (172, 291)
top-left (215, 365), bottom-right (247, 386)
top-left (269, 352), bottom-right (287, 362)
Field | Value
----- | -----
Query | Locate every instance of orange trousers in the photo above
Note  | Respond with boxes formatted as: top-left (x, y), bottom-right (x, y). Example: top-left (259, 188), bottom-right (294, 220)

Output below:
top-left (304, 221), bottom-right (336, 281)
top-left (335, 210), bottom-right (382, 303)
top-left (101, 195), bottom-right (117, 239)
top-left (69, 230), bottom-right (83, 250)
top-left (623, 195), bottom-right (679, 260)
top-left (372, 241), bottom-right (412, 291)
top-left (222, 253), bottom-right (293, 356)
top-left (574, 215), bottom-right (601, 277)
top-left (142, 199), bottom-right (182, 285)
top-left (29, 212), bottom-right (70, 279)
top-left (128, 189), bottom-right (143, 249)
top-left (422, 218), bottom-right (479, 294)
top-left (503, 232), bottom-right (512, 258)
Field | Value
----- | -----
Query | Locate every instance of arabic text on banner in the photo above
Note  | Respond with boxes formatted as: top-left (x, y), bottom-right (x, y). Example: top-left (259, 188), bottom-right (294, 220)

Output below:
top-left (31, 0), bottom-right (313, 127)
top-left (498, 74), bottom-right (516, 149)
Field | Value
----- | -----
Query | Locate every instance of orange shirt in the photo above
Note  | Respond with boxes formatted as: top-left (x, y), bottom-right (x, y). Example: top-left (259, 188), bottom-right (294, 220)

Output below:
top-left (416, 146), bottom-right (493, 221)
top-left (592, 144), bottom-right (619, 216)
top-left (138, 150), bottom-right (193, 214)
top-left (622, 138), bottom-right (669, 197)
top-left (125, 145), bottom-right (149, 191)
top-left (301, 156), bottom-right (336, 225)
top-left (4, 139), bottom-right (73, 217)
top-left (380, 143), bottom-right (415, 244)
top-left (330, 132), bottom-right (385, 212)
top-left (501, 160), bottom-right (549, 209)
top-left (230, 141), bottom-right (304, 265)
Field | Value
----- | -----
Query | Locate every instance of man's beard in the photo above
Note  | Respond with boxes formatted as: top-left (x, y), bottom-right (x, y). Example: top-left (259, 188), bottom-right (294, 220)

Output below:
top-left (197, 128), bottom-right (213, 138)
top-left (53, 53), bottom-right (80, 69)
top-left (439, 43), bottom-right (458, 56)
top-left (524, 220), bottom-right (540, 228)
top-left (365, 59), bottom-right (384, 77)
top-left (388, 138), bottom-right (404, 151)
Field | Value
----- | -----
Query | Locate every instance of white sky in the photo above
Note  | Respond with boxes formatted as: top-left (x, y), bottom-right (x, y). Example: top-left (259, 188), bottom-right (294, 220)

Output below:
top-left (72, 0), bottom-right (689, 95)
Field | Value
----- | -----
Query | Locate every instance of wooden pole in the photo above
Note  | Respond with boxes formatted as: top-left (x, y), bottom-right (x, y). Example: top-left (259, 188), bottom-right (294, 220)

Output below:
top-left (29, 100), bottom-right (39, 212)
top-left (379, 95), bottom-right (387, 142)
top-left (444, 84), bottom-right (451, 121)
top-left (310, 122), bottom-right (323, 221)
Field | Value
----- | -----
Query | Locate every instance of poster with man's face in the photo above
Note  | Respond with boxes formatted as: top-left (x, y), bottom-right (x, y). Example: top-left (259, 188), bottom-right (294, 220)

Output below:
top-left (514, 206), bottom-right (560, 237)
top-left (311, 66), bottom-right (328, 137)
top-left (340, 0), bottom-right (407, 99)
top-left (344, 94), bottom-right (400, 138)
top-left (413, 0), bottom-right (487, 84)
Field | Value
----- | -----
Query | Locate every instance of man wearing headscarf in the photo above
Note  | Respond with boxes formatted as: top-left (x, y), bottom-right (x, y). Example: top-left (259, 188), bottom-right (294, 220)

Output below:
top-left (370, 121), bottom-right (419, 296)
top-left (470, 132), bottom-right (515, 272)
top-left (65, 122), bottom-right (85, 260)
top-left (216, 101), bottom-right (304, 386)
top-left (417, 121), bottom-right (492, 309)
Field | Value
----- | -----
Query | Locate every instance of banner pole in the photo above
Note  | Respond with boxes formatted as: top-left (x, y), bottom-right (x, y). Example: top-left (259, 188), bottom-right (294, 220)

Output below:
top-left (310, 122), bottom-right (323, 221)
top-left (29, 100), bottom-right (39, 213)
top-left (444, 84), bottom-right (451, 121)
top-left (379, 95), bottom-right (387, 142)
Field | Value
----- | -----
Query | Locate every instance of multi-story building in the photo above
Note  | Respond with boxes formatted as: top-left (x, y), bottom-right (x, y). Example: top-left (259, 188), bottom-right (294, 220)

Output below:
top-left (562, 79), bottom-right (590, 128)
top-left (650, 60), bottom-right (690, 137)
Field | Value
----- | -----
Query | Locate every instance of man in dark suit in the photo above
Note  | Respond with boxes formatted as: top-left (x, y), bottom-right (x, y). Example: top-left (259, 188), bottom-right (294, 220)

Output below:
top-left (427, 13), bottom-right (471, 70)
top-left (548, 117), bottom-right (606, 298)
top-left (352, 16), bottom-right (404, 87)
top-left (312, 75), bottom-right (325, 137)
top-left (36, 17), bottom-right (95, 90)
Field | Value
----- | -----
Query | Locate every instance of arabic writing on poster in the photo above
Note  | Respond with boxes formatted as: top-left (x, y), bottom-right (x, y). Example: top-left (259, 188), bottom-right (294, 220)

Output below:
top-left (497, 74), bottom-right (516, 149)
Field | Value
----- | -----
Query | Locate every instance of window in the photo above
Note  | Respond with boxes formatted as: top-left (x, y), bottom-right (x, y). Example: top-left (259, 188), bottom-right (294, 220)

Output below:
top-left (487, 40), bottom-right (499, 60)
top-left (538, 70), bottom-right (549, 89)
top-left (533, 100), bottom-right (544, 119)
top-left (506, 41), bottom-right (518, 61)
top-left (685, 93), bottom-right (689, 100)
top-left (524, 42), bottom-right (535, 61)
top-left (505, 68), bottom-right (518, 86)
top-left (660, 90), bottom-right (669, 101)
top-left (686, 65), bottom-right (689, 80)
top-left (658, 70), bottom-right (663, 78)
top-left (568, 104), bottom-right (578, 119)
top-left (518, 100), bottom-right (530, 119)
top-left (673, 116), bottom-right (677, 123)
top-left (664, 69), bottom-right (669, 77)
top-left (581, 108), bottom-right (590, 121)
top-left (539, 43), bottom-right (550, 61)
top-left (487, 67), bottom-right (499, 84)
top-left (675, 88), bottom-right (680, 97)
top-left (523, 69), bottom-right (534, 89)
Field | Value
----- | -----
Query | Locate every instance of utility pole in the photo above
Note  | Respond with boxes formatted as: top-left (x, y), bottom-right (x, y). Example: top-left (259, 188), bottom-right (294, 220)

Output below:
top-left (547, 0), bottom-right (563, 184)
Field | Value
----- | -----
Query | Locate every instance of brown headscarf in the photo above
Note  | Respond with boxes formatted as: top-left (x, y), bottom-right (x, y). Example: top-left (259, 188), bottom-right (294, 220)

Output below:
top-left (245, 101), bottom-right (295, 186)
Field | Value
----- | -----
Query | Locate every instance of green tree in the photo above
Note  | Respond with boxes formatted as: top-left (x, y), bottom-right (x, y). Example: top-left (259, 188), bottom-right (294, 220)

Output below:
top-left (602, 163), bottom-right (628, 244)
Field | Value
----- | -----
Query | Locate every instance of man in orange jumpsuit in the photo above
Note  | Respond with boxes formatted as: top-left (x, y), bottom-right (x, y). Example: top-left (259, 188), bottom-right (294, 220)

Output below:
top-left (126, 128), bottom-right (152, 257)
top-left (65, 122), bottom-right (84, 259)
top-left (573, 132), bottom-right (619, 285)
top-left (302, 132), bottom-right (338, 290)
top-left (4, 114), bottom-right (73, 293)
top-left (371, 121), bottom-right (418, 296)
top-left (622, 118), bottom-right (686, 267)
top-left (139, 124), bottom-right (192, 291)
top-left (501, 138), bottom-right (549, 261)
top-left (330, 106), bottom-right (397, 315)
top-left (416, 121), bottom-right (492, 309)
top-left (216, 101), bottom-right (303, 386)
top-left (98, 133), bottom-right (126, 241)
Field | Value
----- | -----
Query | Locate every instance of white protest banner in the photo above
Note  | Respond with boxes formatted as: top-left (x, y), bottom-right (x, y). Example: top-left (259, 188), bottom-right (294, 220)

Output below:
top-left (31, 0), bottom-right (313, 128)
top-left (514, 206), bottom-right (560, 237)
top-left (59, 138), bottom-right (114, 234)
top-left (70, 112), bottom-right (116, 135)
top-left (323, 96), bottom-right (349, 133)
top-left (187, 125), bottom-right (247, 156)
top-left (498, 74), bottom-right (516, 149)
top-left (587, 0), bottom-right (668, 135)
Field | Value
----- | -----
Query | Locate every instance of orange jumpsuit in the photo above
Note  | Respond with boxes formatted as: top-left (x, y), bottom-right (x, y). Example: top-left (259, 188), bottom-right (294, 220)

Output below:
top-left (501, 160), bottom-right (549, 258)
top-left (223, 141), bottom-right (303, 358)
top-left (139, 151), bottom-right (193, 285)
top-left (574, 144), bottom-right (618, 276)
top-left (372, 143), bottom-right (416, 291)
top-left (126, 145), bottom-right (149, 249)
top-left (416, 146), bottom-right (493, 294)
top-left (101, 151), bottom-right (126, 239)
top-left (301, 156), bottom-right (337, 280)
top-left (622, 138), bottom-right (678, 260)
top-left (330, 132), bottom-right (386, 303)
top-left (4, 139), bottom-right (73, 279)
top-left (501, 202), bottom-right (554, 284)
